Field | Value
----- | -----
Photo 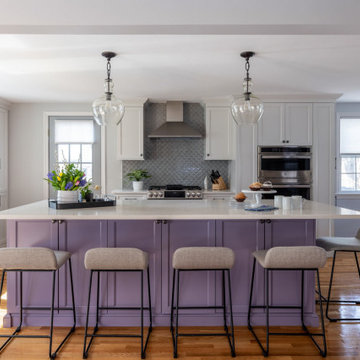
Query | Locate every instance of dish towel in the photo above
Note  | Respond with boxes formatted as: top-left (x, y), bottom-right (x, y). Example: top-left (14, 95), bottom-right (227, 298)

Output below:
top-left (245, 205), bottom-right (278, 212)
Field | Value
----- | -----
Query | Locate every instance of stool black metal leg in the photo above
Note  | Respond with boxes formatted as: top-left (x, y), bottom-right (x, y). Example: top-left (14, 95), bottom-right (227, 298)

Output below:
top-left (140, 270), bottom-right (144, 359)
top-left (247, 258), bottom-right (256, 329)
top-left (222, 270), bottom-right (228, 332)
top-left (174, 269), bottom-right (180, 358)
top-left (265, 269), bottom-right (270, 357)
top-left (49, 270), bottom-right (56, 359)
top-left (170, 269), bottom-right (176, 334)
top-left (83, 270), bottom-right (93, 359)
top-left (316, 269), bottom-right (327, 357)
top-left (226, 269), bottom-right (236, 357)
top-left (355, 252), bottom-right (360, 278)
top-left (147, 267), bottom-right (153, 330)
top-left (68, 259), bottom-right (76, 328)
top-left (0, 270), bottom-right (5, 307)
top-left (95, 271), bottom-right (100, 332)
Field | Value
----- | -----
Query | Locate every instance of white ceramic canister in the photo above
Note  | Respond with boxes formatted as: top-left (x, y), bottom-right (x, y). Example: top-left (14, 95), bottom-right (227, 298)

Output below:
top-left (274, 195), bottom-right (284, 208)
top-left (57, 190), bottom-right (79, 204)
top-left (282, 196), bottom-right (292, 210)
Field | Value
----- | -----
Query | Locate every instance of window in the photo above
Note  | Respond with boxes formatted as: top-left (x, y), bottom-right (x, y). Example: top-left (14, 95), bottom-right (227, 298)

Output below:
top-left (339, 117), bottom-right (360, 192)
top-left (48, 116), bottom-right (101, 197)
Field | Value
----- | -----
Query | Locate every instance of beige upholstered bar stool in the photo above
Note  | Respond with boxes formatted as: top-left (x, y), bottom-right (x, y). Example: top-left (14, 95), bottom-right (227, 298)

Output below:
top-left (0, 247), bottom-right (76, 359)
top-left (83, 248), bottom-right (152, 359)
top-left (317, 229), bottom-right (360, 321)
top-left (170, 247), bottom-right (236, 358)
top-left (248, 246), bottom-right (327, 357)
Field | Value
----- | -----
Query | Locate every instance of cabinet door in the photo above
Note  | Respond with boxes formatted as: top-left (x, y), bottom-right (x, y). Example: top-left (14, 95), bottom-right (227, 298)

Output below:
top-left (285, 103), bottom-right (312, 145)
top-left (7, 220), bottom-right (59, 313)
top-left (265, 219), bottom-right (315, 312)
top-left (107, 220), bottom-right (162, 315)
top-left (117, 107), bottom-right (144, 160)
top-left (0, 108), bottom-right (8, 192)
top-left (257, 103), bottom-right (284, 145)
top-left (205, 107), bottom-right (234, 160)
top-left (162, 220), bottom-right (216, 315)
top-left (58, 220), bottom-right (107, 312)
top-left (216, 220), bottom-right (265, 313)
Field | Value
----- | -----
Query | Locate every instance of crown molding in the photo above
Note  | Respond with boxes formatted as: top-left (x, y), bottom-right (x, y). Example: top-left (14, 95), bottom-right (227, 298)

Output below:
top-left (0, 98), bottom-right (11, 110)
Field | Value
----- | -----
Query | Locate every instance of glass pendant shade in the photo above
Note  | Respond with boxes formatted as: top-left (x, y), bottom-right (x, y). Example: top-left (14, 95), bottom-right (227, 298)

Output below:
top-left (92, 94), bottom-right (125, 126)
top-left (231, 94), bottom-right (264, 125)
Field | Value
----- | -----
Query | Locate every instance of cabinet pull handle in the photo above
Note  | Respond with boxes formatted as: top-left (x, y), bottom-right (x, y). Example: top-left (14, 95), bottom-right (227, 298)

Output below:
top-left (163, 220), bottom-right (167, 225)
top-left (58, 220), bottom-right (64, 224)
top-left (260, 219), bottom-right (265, 224)
top-left (51, 219), bottom-right (56, 224)
top-left (156, 220), bottom-right (161, 224)
top-left (266, 219), bottom-right (272, 224)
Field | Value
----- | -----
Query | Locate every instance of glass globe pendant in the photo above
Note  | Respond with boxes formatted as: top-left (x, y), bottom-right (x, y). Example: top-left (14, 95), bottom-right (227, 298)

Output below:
top-left (231, 51), bottom-right (263, 126)
top-left (92, 51), bottom-right (125, 126)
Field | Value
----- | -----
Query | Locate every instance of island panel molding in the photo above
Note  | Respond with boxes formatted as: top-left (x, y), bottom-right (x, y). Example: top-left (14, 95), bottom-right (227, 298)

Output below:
top-left (5, 218), bottom-right (318, 327)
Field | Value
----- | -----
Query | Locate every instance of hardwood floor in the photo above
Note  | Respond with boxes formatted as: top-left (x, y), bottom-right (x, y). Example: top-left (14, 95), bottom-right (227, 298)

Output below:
top-left (0, 253), bottom-right (360, 359)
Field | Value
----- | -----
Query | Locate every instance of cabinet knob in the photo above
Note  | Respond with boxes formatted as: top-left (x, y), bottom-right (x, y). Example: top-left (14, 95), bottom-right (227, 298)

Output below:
top-left (286, 140), bottom-right (289, 143)
top-left (51, 219), bottom-right (56, 224)
top-left (207, 153), bottom-right (210, 157)
top-left (163, 220), bottom-right (167, 225)
top-left (156, 220), bottom-right (161, 224)
top-left (266, 219), bottom-right (272, 224)
top-left (260, 219), bottom-right (265, 224)
top-left (140, 153), bottom-right (143, 157)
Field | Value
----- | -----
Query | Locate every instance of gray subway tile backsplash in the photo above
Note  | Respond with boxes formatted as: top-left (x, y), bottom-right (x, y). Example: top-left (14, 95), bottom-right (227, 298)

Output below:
top-left (122, 102), bottom-right (229, 189)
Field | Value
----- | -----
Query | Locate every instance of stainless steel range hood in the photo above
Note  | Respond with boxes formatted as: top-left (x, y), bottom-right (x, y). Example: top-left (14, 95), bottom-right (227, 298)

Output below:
top-left (148, 101), bottom-right (202, 138)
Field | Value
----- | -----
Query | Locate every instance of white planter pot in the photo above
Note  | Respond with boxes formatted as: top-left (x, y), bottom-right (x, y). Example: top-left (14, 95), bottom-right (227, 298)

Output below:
top-left (132, 181), bottom-right (144, 192)
top-left (57, 190), bottom-right (79, 204)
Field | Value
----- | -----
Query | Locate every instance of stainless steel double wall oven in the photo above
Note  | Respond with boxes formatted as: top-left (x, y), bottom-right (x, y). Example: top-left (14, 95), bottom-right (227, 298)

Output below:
top-left (258, 146), bottom-right (312, 199)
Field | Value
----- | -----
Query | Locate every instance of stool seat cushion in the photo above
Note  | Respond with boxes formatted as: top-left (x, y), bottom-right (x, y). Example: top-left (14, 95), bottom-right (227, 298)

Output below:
top-left (253, 246), bottom-right (327, 269)
top-left (0, 247), bottom-right (70, 270)
top-left (172, 247), bottom-right (235, 270)
top-left (84, 248), bottom-right (148, 270)
top-left (316, 236), bottom-right (360, 251)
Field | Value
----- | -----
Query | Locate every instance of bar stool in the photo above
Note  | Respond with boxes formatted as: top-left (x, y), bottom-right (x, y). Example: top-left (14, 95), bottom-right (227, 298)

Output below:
top-left (83, 248), bottom-right (152, 359)
top-left (0, 247), bottom-right (76, 359)
top-left (170, 246), bottom-right (236, 358)
top-left (317, 229), bottom-right (360, 321)
top-left (248, 246), bottom-right (327, 357)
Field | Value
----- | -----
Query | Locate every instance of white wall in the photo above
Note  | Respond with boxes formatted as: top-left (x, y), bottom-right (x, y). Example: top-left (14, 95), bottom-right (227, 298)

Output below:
top-left (8, 102), bottom-right (122, 207)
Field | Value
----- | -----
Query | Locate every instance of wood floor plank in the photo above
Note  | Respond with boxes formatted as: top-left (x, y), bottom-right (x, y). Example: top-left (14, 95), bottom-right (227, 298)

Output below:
top-left (0, 254), bottom-right (360, 359)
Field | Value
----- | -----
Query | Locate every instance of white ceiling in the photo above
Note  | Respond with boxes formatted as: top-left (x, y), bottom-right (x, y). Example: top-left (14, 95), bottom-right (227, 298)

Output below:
top-left (0, 0), bottom-right (360, 103)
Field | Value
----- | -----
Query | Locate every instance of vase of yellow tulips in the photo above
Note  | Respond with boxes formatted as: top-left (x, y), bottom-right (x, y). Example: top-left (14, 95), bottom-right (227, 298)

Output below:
top-left (45, 163), bottom-right (89, 204)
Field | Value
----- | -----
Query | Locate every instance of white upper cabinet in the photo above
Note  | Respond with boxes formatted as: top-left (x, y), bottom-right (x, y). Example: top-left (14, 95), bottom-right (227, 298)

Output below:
top-left (258, 103), bottom-right (312, 146)
top-left (257, 103), bottom-right (284, 146)
top-left (117, 106), bottom-right (144, 160)
top-left (285, 103), bottom-right (312, 145)
top-left (205, 107), bottom-right (235, 160)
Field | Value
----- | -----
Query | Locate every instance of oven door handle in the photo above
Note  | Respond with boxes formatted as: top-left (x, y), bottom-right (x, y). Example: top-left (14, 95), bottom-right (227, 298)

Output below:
top-left (261, 155), bottom-right (311, 159)
top-left (272, 184), bottom-right (311, 188)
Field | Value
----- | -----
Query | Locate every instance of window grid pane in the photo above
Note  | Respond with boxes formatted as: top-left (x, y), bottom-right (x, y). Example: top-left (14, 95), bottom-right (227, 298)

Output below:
top-left (340, 155), bottom-right (360, 191)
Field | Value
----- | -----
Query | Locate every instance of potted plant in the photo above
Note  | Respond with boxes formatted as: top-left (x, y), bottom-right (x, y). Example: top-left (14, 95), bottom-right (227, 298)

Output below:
top-left (44, 163), bottom-right (89, 203)
top-left (80, 183), bottom-right (101, 202)
top-left (126, 170), bottom-right (151, 191)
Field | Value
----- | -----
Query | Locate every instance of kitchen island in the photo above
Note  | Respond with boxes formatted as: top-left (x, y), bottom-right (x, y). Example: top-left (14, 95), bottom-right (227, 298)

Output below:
top-left (0, 199), bottom-right (359, 328)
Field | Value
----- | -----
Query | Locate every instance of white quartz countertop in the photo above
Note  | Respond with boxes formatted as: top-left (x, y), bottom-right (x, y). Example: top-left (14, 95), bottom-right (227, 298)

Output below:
top-left (0, 199), bottom-right (359, 220)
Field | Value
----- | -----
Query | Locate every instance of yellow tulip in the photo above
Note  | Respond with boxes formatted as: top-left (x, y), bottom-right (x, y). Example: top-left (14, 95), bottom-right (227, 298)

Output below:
top-left (59, 172), bottom-right (63, 177)
top-left (57, 176), bottom-right (61, 181)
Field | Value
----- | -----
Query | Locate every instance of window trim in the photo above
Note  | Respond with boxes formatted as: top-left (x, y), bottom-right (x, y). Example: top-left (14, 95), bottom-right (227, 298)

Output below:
top-left (336, 112), bottom-right (360, 194)
top-left (43, 112), bottom-right (106, 200)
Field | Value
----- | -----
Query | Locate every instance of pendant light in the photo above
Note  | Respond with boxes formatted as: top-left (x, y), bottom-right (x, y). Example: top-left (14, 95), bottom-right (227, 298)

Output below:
top-left (92, 51), bottom-right (125, 126)
top-left (231, 51), bottom-right (263, 125)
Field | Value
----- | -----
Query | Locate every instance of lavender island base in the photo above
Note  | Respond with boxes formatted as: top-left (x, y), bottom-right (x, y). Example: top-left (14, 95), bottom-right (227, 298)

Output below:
top-left (4, 218), bottom-right (318, 328)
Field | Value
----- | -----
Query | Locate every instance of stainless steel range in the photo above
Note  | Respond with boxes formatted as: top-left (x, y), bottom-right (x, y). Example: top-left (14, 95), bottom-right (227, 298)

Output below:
top-left (147, 185), bottom-right (203, 200)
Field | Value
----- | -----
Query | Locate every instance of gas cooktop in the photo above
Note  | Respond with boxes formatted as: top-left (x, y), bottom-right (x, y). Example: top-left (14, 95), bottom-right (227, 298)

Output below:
top-left (147, 184), bottom-right (203, 199)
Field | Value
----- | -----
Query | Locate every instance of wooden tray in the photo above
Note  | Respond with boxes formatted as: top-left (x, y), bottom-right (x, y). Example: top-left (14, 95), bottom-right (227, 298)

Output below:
top-left (48, 199), bottom-right (116, 209)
